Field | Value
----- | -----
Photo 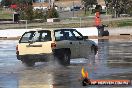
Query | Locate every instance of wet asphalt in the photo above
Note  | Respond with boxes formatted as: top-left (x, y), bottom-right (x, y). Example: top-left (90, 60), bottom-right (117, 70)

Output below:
top-left (0, 40), bottom-right (132, 88)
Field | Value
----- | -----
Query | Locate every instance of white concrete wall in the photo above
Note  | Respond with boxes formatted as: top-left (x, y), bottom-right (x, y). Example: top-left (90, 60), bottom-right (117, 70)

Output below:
top-left (75, 27), bottom-right (98, 44)
top-left (0, 27), bottom-right (99, 44)
top-left (75, 27), bottom-right (98, 36)
top-left (107, 27), bottom-right (132, 35)
top-left (0, 29), bottom-right (35, 37)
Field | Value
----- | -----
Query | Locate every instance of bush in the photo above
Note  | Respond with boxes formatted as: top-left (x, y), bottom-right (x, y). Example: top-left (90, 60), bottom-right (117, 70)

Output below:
top-left (1, 0), bottom-right (12, 6)
top-left (19, 4), bottom-right (34, 20)
top-left (18, 5), bottom-right (59, 21)
top-left (33, 9), bottom-right (46, 20)
top-left (127, 6), bottom-right (132, 16)
top-left (47, 7), bottom-right (59, 18)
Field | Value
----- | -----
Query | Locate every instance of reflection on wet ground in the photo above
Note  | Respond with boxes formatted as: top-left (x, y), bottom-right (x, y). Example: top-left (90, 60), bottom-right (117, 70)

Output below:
top-left (0, 40), bottom-right (132, 88)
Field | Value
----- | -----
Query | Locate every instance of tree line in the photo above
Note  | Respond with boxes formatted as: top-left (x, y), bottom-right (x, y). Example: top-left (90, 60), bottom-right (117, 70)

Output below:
top-left (1, 0), bottom-right (131, 19)
top-left (105, 0), bottom-right (132, 17)
top-left (82, 0), bottom-right (132, 17)
top-left (0, 0), bottom-right (59, 21)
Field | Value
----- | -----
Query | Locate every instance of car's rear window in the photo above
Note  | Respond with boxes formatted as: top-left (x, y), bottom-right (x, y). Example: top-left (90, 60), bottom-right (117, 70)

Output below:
top-left (19, 31), bottom-right (35, 43)
top-left (38, 30), bottom-right (51, 42)
top-left (19, 30), bottom-right (51, 43)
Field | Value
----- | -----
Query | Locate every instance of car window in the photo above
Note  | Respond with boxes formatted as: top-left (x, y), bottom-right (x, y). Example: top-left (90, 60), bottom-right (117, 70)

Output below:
top-left (19, 31), bottom-right (51, 43)
top-left (39, 31), bottom-right (51, 42)
top-left (55, 31), bottom-right (63, 41)
top-left (32, 32), bottom-right (40, 42)
top-left (55, 30), bottom-right (76, 41)
top-left (19, 32), bottom-right (35, 43)
top-left (72, 30), bottom-right (83, 40)
top-left (32, 31), bottom-right (51, 42)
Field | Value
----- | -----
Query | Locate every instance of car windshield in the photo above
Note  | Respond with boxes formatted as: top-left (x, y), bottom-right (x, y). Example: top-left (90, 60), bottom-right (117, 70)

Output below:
top-left (19, 30), bottom-right (51, 43)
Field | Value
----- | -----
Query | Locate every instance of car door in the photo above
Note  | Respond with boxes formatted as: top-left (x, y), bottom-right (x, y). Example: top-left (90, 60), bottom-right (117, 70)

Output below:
top-left (54, 29), bottom-right (80, 58)
top-left (79, 40), bottom-right (91, 58)
top-left (72, 30), bottom-right (91, 58)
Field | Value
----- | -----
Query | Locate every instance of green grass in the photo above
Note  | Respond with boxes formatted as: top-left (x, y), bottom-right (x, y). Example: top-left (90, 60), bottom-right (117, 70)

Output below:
top-left (117, 20), bottom-right (132, 27)
top-left (0, 8), bottom-right (13, 19)
top-left (0, 13), bottom-right (13, 19)
top-left (108, 19), bottom-right (132, 27)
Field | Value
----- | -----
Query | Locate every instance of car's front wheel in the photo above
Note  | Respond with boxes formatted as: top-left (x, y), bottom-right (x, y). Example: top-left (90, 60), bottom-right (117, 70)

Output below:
top-left (91, 45), bottom-right (98, 55)
top-left (62, 52), bottom-right (70, 65)
top-left (56, 51), bottom-right (70, 66)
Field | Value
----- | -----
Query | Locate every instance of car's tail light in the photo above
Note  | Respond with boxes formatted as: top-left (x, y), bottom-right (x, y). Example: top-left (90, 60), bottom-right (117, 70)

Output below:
top-left (16, 45), bottom-right (19, 54)
top-left (16, 45), bottom-right (18, 51)
top-left (51, 43), bottom-right (56, 48)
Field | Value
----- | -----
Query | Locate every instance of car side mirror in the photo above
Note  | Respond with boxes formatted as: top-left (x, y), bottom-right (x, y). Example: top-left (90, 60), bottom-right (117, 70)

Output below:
top-left (76, 36), bottom-right (83, 40)
top-left (83, 36), bottom-right (88, 40)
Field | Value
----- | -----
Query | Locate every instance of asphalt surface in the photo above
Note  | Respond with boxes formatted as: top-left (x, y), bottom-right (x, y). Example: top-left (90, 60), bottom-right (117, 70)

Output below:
top-left (0, 40), bottom-right (132, 88)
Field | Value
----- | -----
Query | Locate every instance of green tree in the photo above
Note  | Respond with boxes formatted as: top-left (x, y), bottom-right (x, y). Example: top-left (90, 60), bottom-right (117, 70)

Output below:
top-left (1, 0), bottom-right (12, 6)
top-left (94, 5), bottom-right (102, 13)
top-left (1, 0), bottom-right (19, 6)
top-left (105, 0), bottom-right (132, 17)
top-left (47, 7), bottom-right (59, 18)
top-left (34, 9), bottom-right (46, 20)
top-left (18, 3), bottom-right (34, 20)
top-left (12, 0), bottom-right (18, 4)
top-left (127, 1), bottom-right (132, 16)
top-left (18, 0), bottom-right (32, 5)
top-left (15, 0), bottom-right (34, 20)
top-left (81, 0), bottom-right (97, 14)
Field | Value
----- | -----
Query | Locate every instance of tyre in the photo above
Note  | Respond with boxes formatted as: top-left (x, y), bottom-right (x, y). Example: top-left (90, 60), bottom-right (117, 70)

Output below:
top-left (58, 51), bottom-right (70, 66)
top-left (87, 46), bottom-right (96, 64)
top-left (22, 58), bottom-right (35, 67)
top-left (90, 47), bottom-right (95, 60)
top-left (24, 61), bottom-right (35, 67)
top-left (62, 52), bottom-right (70, 65)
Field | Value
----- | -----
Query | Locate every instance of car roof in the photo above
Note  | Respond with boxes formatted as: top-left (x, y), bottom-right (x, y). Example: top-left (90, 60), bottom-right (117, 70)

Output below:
top-left (29, 28), bottom-right (76, 32)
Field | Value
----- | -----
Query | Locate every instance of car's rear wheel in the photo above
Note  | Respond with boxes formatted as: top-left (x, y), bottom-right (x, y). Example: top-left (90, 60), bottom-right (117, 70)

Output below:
top-left (22, 58), bottom-right (35, 67)
top-left (24, 61), bottom-right (35, 67)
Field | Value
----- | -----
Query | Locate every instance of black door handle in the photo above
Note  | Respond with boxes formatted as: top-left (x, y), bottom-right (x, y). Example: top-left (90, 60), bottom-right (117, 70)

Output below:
top-left (70, 42), bottom-right (72, 44)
